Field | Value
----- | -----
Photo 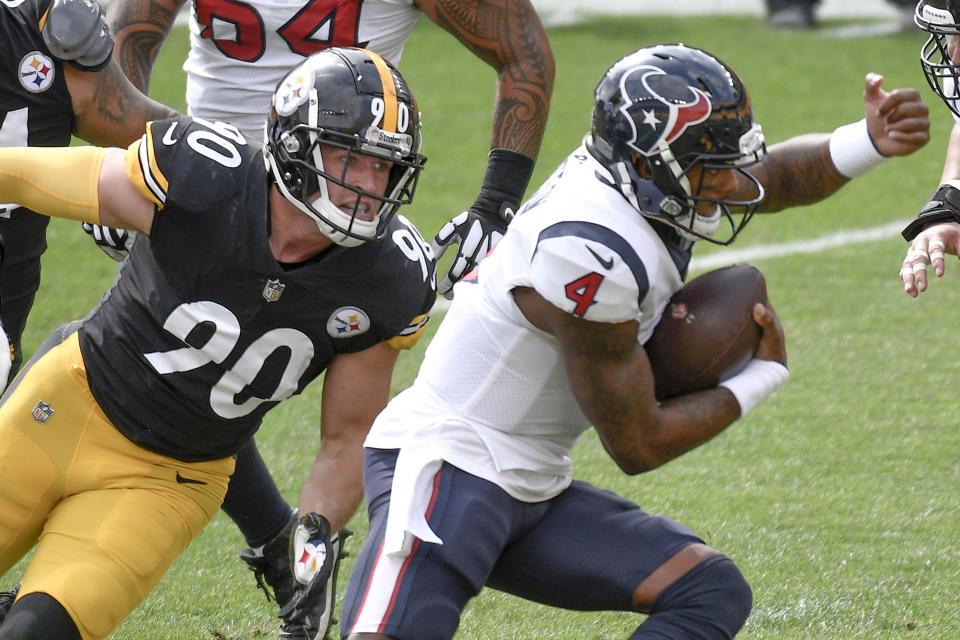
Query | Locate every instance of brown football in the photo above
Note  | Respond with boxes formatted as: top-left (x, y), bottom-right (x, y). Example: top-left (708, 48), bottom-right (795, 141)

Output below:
top-left (644, 263), bottom-right (767, 401)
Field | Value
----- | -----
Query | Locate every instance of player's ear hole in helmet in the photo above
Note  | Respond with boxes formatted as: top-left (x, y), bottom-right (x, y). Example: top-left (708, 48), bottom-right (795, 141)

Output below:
top-left (586, 43), bottom-right (767, 246)
top-left (916, 0), bottom-right (960, 118)
top-left (264, 47), bottom-right (427, 247)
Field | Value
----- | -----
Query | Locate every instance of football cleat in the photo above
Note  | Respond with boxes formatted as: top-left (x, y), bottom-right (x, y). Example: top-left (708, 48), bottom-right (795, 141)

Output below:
top-left (240, 511), bottom-right (298, 609)
top-left (279, 512), bottom-right (352, 640)
top-left (0, 582), bottom-right (20, 624)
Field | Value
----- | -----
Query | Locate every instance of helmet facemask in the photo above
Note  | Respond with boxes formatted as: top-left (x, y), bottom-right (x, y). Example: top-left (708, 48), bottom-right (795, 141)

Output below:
top-left (917, 1), bottom-right (960, 117)
top-left (265, 48), bottom-right (425, 247)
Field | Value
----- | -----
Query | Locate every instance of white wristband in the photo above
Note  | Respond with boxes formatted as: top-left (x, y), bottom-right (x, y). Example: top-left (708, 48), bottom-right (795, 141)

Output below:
top-left (828, 118), bottom-right (886, 178)
top-left (719, 358), bottom-right (789, 417)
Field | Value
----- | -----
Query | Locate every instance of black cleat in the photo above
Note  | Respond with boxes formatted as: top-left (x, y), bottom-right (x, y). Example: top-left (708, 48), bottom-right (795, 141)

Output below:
top-left (0, 582), bottom-right (20, 624)
top-left (240, 511), bottom-right (298, 609)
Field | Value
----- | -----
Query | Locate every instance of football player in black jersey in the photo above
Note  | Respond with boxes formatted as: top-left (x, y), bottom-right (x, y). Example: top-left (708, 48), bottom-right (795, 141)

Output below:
top-left (102, 0), bottom-right (551, 636)
top-left (0, 0), bottom-right (178, 388)
top-left (0, 47), bottom-right (435, 640)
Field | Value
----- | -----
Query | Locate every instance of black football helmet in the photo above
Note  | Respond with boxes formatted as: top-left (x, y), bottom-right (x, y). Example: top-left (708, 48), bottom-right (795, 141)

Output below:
top-left (265, 47), bottom-right (425, 247)
top-left (916, 0), bottom-right (960, 117)
top-left (586, 44), bottom-right (766, 245)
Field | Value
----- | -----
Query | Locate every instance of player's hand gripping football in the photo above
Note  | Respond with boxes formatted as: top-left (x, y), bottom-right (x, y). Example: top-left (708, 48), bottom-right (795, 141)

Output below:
top-left (864, 73), bottom-right (930, 158)
top-left (900, 221), bottom-right (960, 298)
top-left (751, 300), bottom-right (787, 367)
top-left (81, 222), bottom-right (135, 261)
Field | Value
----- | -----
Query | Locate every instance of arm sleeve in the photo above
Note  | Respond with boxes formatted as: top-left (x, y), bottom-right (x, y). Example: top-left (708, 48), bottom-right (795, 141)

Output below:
top-left (0, 145), bottom-right (104, 223)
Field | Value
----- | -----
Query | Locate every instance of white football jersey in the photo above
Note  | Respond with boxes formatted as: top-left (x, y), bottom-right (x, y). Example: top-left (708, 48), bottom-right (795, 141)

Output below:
top-left (184, 0), bottom-right (422, 141)
top-left (366, 144), bottom-right (687, 503)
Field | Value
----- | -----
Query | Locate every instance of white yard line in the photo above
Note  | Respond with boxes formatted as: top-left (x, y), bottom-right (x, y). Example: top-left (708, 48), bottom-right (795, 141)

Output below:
top-left (530, 0), bottom-right (905, 26)
top-left (688, 220), bottom-right (909, 272)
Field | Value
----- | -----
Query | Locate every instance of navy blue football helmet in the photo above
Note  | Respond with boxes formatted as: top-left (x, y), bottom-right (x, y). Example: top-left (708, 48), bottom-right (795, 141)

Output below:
top-left (586, 44), bottom-right (766, 245)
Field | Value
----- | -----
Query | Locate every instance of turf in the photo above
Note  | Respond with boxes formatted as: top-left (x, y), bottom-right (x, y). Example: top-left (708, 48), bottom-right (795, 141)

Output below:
top-left (13, 12), bottom-right (960, 639)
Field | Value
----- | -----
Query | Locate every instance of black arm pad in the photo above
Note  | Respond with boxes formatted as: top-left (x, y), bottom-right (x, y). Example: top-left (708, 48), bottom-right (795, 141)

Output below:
top-left (471, 149), bottom-right (535, 223)
top-left (902, 183), bottom-right (960, 241)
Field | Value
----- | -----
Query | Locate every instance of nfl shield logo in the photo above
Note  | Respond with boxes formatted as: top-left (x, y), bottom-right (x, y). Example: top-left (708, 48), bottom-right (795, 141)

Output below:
top-left (262, 279), bottom-right (285, 302)
top-left (32, 401), bottom-right (54, 424)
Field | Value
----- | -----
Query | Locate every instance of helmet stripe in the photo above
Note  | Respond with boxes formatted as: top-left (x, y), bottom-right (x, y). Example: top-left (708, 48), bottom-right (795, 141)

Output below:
top-left (363, 49), bottom-right (399, 132)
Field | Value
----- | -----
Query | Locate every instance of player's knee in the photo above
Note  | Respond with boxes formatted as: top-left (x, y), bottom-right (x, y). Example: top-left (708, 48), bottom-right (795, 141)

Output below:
top-left (0, 592), bottom-right (82, 640)
top-left (648, 555), bottom-right (752, 639)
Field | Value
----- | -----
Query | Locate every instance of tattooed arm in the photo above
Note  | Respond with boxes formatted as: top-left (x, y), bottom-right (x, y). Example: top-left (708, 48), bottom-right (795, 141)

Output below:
top-left (750, 73), bottom-right (929, 214)
top-left (66, 61), bottom-right (179, 147)
top-left (415, 0), bottom-right (553, 158)
top-left (419, 0), bottom-right (555, 295)
top-left (748, 134), bottom-right (846, 213)
top-left (106, 0), bottom-right (186, 94)
top-left (511, 286), bottom-right (786, 474)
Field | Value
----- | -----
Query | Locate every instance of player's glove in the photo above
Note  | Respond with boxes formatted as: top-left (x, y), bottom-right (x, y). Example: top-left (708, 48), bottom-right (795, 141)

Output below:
top-left (902, 182), bottom-right (960, 241)
top-left (431, 149), bottom-right (535, 297)
top-left (81, 222), bottom-right (136, 262)
top-left (280, 512), bottom-right (352, 640)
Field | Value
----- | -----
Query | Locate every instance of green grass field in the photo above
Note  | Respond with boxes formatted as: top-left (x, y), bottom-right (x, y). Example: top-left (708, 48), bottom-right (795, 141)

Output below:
top-left (13, 12), bottom-right (960, 640)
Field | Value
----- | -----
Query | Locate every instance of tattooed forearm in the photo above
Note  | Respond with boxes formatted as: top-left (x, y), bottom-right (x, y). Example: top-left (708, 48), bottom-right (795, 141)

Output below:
top-left (73, 62), bottom-right (178, 146)
top-left (754, 133), bottom-right (849, 213)
top-left (420, 0), bottom-right (554, 158)
top-left (107, 0), bottom-right (184, 93)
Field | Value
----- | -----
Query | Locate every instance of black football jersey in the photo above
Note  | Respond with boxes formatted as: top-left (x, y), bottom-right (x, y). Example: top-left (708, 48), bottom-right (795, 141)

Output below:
top-left (79, 116), bottom-right (436, 461)
top-left (0, 0), bottom-right (76, 382)
top-left (0, 0), bottom-right (73, 150)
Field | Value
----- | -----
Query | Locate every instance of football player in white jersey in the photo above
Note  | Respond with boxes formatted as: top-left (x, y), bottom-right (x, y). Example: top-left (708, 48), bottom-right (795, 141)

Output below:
top-left (98, 0), bottom-right (552, 635)
top-left (337, 44), bottom-right (930, 640)
top-left (899, 1), bottom-right (960, 294)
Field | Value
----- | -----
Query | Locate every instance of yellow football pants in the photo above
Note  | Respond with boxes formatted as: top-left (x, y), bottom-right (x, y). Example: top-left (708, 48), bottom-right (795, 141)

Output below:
top-left (0, 331), bottom-right (234, 639)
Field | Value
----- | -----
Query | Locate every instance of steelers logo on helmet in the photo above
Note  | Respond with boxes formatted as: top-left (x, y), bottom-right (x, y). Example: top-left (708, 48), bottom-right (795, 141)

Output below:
top-left (586, 43), bottom-right (767, 246)
top-left (19, 51), bottom-right (55, 93)
top-left (264, 47), bottom-right (426, 248)
top-left (274, 67), bottom-right (314, 118)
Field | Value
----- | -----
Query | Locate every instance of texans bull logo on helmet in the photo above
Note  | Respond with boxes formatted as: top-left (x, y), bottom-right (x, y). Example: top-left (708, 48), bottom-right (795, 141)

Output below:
top-left (618, 65), bottom-right (711, 158)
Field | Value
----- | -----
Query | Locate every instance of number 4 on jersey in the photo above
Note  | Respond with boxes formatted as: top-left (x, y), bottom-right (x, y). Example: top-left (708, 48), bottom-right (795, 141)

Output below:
top-left (564, 272), bottom-right (603, 317)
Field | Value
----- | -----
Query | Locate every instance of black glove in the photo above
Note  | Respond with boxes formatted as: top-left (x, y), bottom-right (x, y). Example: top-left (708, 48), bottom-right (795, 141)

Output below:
top-left (81, 222), bottom-right (136, 261)
top-left (902, 183), bottom-right (960, 241)
top-left (431, 149), bottom-right (535, 297)
top-left (281, 513), bottom-right (352, 640)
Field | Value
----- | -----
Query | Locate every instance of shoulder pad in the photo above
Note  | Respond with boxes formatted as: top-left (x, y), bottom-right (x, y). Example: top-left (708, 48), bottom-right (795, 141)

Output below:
top-left (41, 0), bottom-right (114, 70)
